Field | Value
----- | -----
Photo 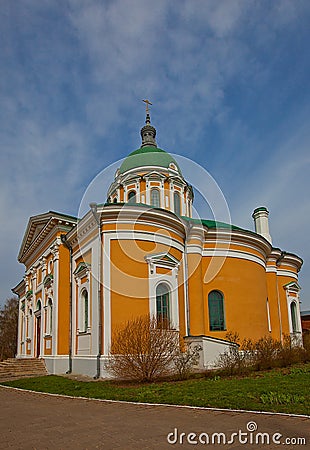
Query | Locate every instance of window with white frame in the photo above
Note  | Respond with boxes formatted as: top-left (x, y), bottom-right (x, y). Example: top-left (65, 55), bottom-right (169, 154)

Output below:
top-left (290, 301), bottom-right (298, 332)
top-left (46, 298), bottom-right (53, 335)
top-left (128, 190), bottom-right (136, 203)
top-left (208, 290), bottom-right (225, 331)
top-left (174, 191), bottom-right (181, 216)
top-left (156, 283), bottom-right (170, 327)
top-left (80, 289), bottom-right (89, 333)
top-left (151, 188), bottom-right (160, 208)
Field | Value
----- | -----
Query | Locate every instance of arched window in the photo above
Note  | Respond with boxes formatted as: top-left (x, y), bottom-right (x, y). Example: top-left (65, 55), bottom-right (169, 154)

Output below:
top-left (151, 188), bottom-right (160, 208)
top-left (48, 260), bottom-right (53, 274)
top-left (82, 290), bottom-right (89, 332)
top-left (156, 283), bottom-right (170, 326)
top-left (128, 190), bottom-right (136, 203)
top-left (36, 300), bottom-right (42, 312)
top-left (174, 191), bottom-right (181, 216)
top-left (266, 298), bottom-right (271, 332)
top-left (47, 299), bottom-right (53, 335)
top-left (208, 290), bottom-right (225, 331)
top-left (113, 197), bottom-right (117, 203)
top-left (28, 309), bottom-right (33, 339)
top-left (290, 302), bottom-right (298, 332)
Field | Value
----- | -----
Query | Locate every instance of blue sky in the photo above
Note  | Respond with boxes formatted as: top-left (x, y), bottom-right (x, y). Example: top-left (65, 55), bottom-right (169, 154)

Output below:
top-left (1, 0), bottom-right (309, 309)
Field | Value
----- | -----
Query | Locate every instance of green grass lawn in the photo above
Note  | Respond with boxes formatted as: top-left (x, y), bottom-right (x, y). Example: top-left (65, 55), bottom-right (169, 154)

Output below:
top-left (1, 364), bottom-right (309, 415)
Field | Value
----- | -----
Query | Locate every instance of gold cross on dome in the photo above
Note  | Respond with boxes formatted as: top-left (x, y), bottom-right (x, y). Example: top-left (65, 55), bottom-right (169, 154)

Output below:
top-left (142, 99), bottom-right (152, 113)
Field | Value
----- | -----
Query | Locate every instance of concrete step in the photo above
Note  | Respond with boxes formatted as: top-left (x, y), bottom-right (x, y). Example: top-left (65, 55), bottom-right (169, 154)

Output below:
top-left (0, 358), bottom-right (48, 381)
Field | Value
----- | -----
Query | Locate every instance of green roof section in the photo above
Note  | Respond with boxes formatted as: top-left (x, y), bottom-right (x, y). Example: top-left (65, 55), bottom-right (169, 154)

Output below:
top-left (119, 146), bottom-right (182, 174)
top-left (181, 216), bottom-right (245, 231)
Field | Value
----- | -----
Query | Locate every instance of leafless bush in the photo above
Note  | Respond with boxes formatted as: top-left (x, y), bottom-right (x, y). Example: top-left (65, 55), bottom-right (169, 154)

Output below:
top-left (250, 336), bottom-right (282, 370)
top-left (173, 343), bottom-right (201, 380)
top-left (216, 331), bottom-right (308, 375)
top-left (277, 334), bottom-right (307, 367)
top-left (105, 315), bottom-right (180, 381)
top-left (215, 331), bottom-right (251, 375)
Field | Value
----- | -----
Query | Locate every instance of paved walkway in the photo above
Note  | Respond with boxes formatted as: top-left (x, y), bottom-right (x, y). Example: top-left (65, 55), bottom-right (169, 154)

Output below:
top-left (0, 386), bottom-right (308, 449)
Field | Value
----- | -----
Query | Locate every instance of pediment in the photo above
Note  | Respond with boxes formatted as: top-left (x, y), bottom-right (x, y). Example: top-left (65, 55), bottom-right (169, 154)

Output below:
top-left (144, 252), bottom-right (180, 268)
top-left (18, 211), bottom-right (77, 264)
top-left (283, 281), bottom-right (301, 292)
top-left (144, 171), bottom-right (166, 180)
top-left (73, 262), bottom-right (91, 279)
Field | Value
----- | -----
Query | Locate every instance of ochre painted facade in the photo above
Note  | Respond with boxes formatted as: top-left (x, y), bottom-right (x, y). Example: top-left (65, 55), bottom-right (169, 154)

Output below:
top-left (13, 116), bottom-right (303, 376)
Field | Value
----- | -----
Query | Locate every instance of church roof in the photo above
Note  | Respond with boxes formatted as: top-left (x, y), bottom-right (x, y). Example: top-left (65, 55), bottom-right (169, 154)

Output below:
top-left (18, 211), bottom-right (77, 264)
top-left (119, 145), bottom-right (181, 174)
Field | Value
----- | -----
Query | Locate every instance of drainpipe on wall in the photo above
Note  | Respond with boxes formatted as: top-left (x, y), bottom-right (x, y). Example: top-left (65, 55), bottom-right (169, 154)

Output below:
top-left (61, 234), bottom-right (73, 374)
top-left (90, 203), bottom-right (102, 379)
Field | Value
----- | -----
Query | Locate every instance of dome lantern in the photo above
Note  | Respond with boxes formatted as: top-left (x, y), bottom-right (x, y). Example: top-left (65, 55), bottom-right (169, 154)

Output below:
top-left (141, 100), bottom-right (157, 147)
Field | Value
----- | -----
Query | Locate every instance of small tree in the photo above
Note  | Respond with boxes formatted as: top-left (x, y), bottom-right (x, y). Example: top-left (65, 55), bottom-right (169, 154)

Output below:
top-left (0, 297), bottom-right (19, 361)
top-left (105, 315), bottom-right (180, 381)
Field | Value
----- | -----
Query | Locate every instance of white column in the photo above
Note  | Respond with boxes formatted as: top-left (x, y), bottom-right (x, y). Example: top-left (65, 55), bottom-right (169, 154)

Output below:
top-left (51, 241), bottom-right (60, 355)
top-left (103, 234), bottom-right (111, 355)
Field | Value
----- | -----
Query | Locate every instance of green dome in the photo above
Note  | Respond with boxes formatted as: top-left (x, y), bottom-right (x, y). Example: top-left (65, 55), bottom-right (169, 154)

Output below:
top-left (119, 146), bottom-right (182, 174)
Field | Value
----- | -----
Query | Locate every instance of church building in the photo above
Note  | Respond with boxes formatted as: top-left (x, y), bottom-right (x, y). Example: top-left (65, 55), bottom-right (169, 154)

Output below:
top-left (13, 109), bottom-right (303, 376)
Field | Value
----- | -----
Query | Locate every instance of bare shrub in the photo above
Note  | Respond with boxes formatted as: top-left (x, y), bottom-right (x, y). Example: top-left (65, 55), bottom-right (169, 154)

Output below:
top-left (216, 331), bottom-right (252, 375)
top-left (216, 331), bottom-right (308, 375)
top-left (105, 315), bottom-right (179, 381)
top-left (250, 336), bottom-right (282, 370)
top-left (277, 335), bottom-right (306, 367)
top-left (173, 343), bottom-right (201, 380)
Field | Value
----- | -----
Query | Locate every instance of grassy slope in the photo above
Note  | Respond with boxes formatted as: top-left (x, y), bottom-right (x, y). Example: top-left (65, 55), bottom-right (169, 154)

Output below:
top-left (1, 364), bottom-right (309, 415)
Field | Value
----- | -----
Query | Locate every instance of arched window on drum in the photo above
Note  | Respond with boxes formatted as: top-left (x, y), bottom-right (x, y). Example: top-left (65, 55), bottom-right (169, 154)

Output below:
top-left (208, 290), bottom-right (225, 331)
top-left (174, 191), bottom-right (181, 216)
top-left (151, 188), bottom-right (160, 208)
top-left (128, 190), bottom-right (136, 203)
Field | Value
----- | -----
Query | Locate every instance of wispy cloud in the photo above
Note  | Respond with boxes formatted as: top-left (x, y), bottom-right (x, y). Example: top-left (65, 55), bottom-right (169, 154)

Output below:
top-left (1, 0), bottom-right (310, 307)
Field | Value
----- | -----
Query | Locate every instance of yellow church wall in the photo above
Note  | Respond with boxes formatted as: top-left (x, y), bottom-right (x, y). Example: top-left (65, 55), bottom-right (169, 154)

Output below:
top-left (56, 244), bottom-right (71, 354)
top-left (109, 238), bottom-right (184, 338)
top-left (266, 271), bottom-right (282, 341)
top-left (140, 179), bottom-right (146, 199)
top-left (201, 256), bottom-right (269, 342)
top-left (110, 239), bottom-right (150, 334)
top-left (119, 185), bottom-right (124, 202)
top-left (276, 275), bottom-right (296, 337)
top-left (74, 250), bottom-right (92, 267)
top-left (187, 253), bottom-right (205, 335)
top-left (156, 267), bottom-right (172, 275)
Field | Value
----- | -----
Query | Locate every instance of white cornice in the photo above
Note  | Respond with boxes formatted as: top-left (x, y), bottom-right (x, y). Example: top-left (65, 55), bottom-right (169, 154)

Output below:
top-left (19, 212), bottom-right (77, 264)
